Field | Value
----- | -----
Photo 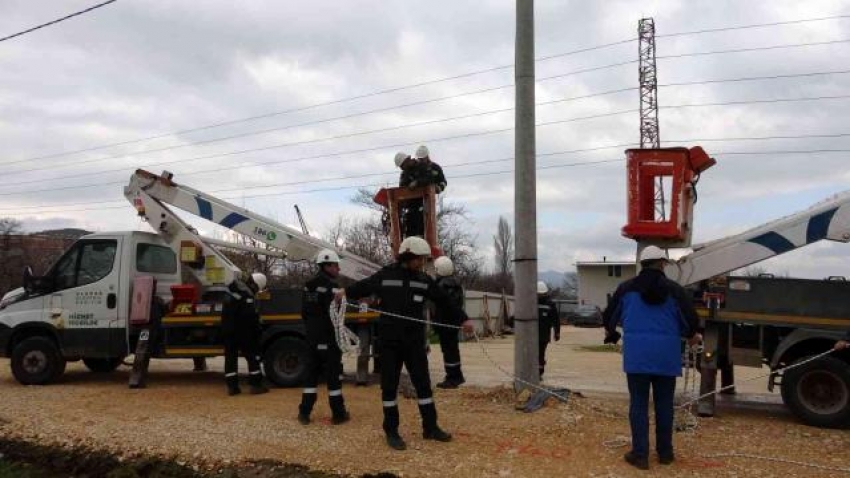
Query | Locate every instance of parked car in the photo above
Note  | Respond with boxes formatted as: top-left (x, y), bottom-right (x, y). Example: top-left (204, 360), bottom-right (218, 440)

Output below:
top-left (571, 305), bottom-right (603, 327)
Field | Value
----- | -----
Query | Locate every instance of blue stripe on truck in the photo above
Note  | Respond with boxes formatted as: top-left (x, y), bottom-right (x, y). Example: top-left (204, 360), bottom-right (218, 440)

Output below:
top-left (806, 208), bottom-right (837, 244)
top-left (748, 231), bottom-right (795, 255)
top-left (195, 197), bottom-right (213, 220)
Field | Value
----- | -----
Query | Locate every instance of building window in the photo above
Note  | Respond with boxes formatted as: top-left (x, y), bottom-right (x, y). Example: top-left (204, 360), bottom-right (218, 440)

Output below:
top-left (607, 265), bottom-right (622, 277)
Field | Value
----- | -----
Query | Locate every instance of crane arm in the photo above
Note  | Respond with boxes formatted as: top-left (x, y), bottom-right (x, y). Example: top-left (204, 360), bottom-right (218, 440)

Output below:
top-left (667, 190), bottom-right (850, 285)
top-left (125, 170), bottom-right (381, 281)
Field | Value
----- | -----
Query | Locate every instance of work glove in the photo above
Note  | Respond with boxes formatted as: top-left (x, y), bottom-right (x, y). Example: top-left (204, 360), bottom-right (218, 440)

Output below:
top-left (604, 330), bottom-right (621, 345)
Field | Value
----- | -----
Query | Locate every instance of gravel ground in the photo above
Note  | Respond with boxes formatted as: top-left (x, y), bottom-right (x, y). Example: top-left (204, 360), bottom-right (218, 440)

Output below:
top-left (0, 326), bottom-right (847, 477)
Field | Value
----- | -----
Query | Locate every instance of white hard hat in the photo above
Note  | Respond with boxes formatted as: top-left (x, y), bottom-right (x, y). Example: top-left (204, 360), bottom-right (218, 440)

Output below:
top-left (435, 256), bottom-right (454, 277)
top-left (415, 145), bottom-right (430, 160)
top-left (639, 245), bottom-right (669, 263)
top-left (394, 152), bottom-right (411, 168)
top-left (316, 249), bottom-right (340, 265)
top-left (537, 281), bottom-right (548, 295)
top-left (251, 273), bottom-right (268, 292)
top-left (398, 236), bottom-right (432, 257)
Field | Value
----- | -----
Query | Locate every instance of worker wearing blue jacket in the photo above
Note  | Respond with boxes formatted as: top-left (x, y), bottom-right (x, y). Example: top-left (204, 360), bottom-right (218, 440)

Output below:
top-left (602, 246), bottom-right (702, 471)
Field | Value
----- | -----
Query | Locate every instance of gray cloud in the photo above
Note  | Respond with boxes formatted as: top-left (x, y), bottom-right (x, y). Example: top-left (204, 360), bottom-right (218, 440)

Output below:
top-left (1, 0), bottom-right (849, 278)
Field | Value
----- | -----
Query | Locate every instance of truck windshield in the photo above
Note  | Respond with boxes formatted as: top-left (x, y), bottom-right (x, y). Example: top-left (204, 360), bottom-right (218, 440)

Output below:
top-left (136, 244), bottom-right (176, 274)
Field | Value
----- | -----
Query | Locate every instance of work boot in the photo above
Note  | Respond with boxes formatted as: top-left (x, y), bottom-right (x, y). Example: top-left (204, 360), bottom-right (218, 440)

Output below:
top-left (331, 411), bottom-right (351, 425)
top-left (249, 384), bottom-right (269, 395)
top-left (226, 375), bottom-right (241, 396)
top-left (658, 453), bottom-right (675, 465)
top-left (385, 432), bottom-right (407, 451)
top-left (624, 451), bottom-right (649, 470)
top-left (297, 413), bottom-right (311, 425)
top-left (423, 426), bottom-right (452, 442)
top-left (436, 376), bottom-right (465, 389)
top-left (248, 372), bottom-right (268, 394)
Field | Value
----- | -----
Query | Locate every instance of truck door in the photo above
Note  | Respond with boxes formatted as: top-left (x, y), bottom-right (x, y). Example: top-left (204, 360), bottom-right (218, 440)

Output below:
top-left (47, 237), bottom-right (124, 358)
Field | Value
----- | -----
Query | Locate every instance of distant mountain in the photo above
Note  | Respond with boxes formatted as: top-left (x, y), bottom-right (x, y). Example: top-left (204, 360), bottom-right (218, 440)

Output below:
top-left (34, 228), bottom-right (91, 239)
top-left (539, 270), bottom-right (566, 287)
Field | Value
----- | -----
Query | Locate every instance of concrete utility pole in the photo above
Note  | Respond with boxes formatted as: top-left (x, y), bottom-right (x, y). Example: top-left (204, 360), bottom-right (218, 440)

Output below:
top-left (513, 0), bottom-right (539, 390)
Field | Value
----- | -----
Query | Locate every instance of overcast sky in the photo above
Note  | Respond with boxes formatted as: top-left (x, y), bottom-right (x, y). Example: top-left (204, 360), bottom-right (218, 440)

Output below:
top-left (1, 0), bottom-right (849, 278)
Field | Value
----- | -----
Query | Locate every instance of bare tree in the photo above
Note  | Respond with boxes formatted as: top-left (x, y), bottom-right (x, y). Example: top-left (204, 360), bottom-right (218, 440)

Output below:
top-left (493, 216), bottom-right (513, 276)
top-left (342, 188), bottom-right (483, 285)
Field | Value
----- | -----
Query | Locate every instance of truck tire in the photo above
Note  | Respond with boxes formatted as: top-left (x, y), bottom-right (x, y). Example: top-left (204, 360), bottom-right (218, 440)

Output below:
top-left (83, 358), bottom-right (124, 373)
top-left (781, 355), bottom-right (850, 428)
top-left (11, 336), bottom-right (66, 385)
top-left (263, 336), bottom-right (311, 387)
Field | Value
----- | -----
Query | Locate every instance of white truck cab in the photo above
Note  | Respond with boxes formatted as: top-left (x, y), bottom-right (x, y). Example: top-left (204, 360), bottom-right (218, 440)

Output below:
top-left (0, 231), bottom-right (179, 384)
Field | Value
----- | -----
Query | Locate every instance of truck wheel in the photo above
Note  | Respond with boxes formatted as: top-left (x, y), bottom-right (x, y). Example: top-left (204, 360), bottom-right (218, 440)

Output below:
top-left (11, 336), bottom-right (66, 385)
top-left (263, 336), bottom-right (311, 387)
top-left (83, 358), bottom-right (124, 373)
top-left (781, 355), bottom-right (850, 428)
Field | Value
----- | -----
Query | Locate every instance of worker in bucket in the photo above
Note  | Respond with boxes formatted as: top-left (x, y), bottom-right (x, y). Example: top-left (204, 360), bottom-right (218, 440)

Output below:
top-left (398, 146), bottom-right (447, 237)
top-left (298, 249), bottom-right (351, 425)
top-left (409, 145), bottom-right (447, 193)
top-left (222, 272), bottom-right (270, 396)
top-left (335, 236), bottom-right (473, 451)
top-left (536, 281), bottom-right (560, 379)
top-left (602, 246), bottom-right (702, 470)
top-left (395, 151), bottom-right (423, 238)
top-left (433, 256), bottom-right (466, 389)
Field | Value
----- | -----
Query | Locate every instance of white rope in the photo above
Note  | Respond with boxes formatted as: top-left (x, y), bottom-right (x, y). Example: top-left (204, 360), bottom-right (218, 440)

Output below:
top-left (700, 452), bottom-right (850, 473)
top-left (329, 299), bottom-right (360, 355)
top-left (343, 301), bottom-right (571, 402)
top-left (341, 300), bottom-right (849, 472)
top-left (676, 349), bottom-right (836, 410)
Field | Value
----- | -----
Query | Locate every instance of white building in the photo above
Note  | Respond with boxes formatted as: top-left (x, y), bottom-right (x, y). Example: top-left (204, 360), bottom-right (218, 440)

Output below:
top-left (576, 260), bottom-right (637, 310)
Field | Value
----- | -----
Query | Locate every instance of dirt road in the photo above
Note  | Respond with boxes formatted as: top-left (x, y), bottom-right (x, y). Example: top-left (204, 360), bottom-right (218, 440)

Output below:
top-left (0, 326), bottom-right (846, 477)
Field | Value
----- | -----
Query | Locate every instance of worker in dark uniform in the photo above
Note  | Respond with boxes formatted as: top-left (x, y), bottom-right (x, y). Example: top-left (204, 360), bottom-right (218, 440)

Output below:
top-left (222, 272), bottom-right (269, 396)
top-left (298, 249), bottom-right (350, 425)
top-left (336, 236), bottom-right (473, 451)
top-left (398, 145), bottom-right (447, 238)
top-left (411, 145), bottom-right (447, 193)
top-left (537, 281), bottom-right (561, 379)
top-left (433, 256), bottom-right (466, 389)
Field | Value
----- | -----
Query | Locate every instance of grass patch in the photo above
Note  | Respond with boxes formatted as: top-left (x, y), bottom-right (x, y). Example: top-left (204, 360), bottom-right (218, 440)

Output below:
top-left (578, 344), bottom-right (621, 353)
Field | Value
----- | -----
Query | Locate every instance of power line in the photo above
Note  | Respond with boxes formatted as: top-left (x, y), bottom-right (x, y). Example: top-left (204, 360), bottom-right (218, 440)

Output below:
top-left (12, 38), bottom-right (637, 164)
top-left (13, 14), bottom-right (850, 165)
top-left (658, 38), bottom-right (850, 61)
top-left (8, 37), bottom-right (849, 176)
top-left (2, 84), bottom-right (638, 176)
top-left (658, 14), bottom-right (850, 38)
top-left (7, 128), bottom-right (850, 198)
top-left (0, 143), bottom-right (638, 198)
top-left (0, 0), bottom-right (118, 43)
top-left (0, 108), bottom-right (642, 186)
top-left (0, 156), bottom-right (629, 215)
top-left (4, 144), bottom-right (850, 212)
top-left (7, 89), bottom-right (850, 191)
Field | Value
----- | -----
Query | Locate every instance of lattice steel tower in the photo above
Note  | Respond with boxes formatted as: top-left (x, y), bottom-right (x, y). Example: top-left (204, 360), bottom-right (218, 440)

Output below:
top-left (638, 18), bottom-right (665, 220)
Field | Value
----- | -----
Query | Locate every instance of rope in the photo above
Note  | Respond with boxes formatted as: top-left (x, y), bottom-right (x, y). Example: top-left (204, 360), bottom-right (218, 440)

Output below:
top-left (676, 349), bottom-right (836, 410)
top-left (700, 452), bottom-right (850, 473)
top-left (338, 300), bottom-right (848, 472)
top-left (329, 299), bottom-right (360, 355)
top-left (341, 301), bottom-right (570, 402)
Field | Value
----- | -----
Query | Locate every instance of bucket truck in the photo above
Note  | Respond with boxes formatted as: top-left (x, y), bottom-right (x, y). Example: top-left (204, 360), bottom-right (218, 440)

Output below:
top-left (623, 147), bottom-right (850, 428)
top-left (0, 170), bottom-right (383, 387)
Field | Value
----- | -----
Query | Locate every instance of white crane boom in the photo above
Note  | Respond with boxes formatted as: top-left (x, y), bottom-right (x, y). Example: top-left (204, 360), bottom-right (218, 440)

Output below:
top-left (124, 170), bottom-right (381, 282)
top-left (667, 190), bottom-right (850, 285)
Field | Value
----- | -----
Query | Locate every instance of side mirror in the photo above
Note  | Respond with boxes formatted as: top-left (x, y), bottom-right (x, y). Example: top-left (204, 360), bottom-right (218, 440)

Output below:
top-left (22, 266), bottom-right (35, 295)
